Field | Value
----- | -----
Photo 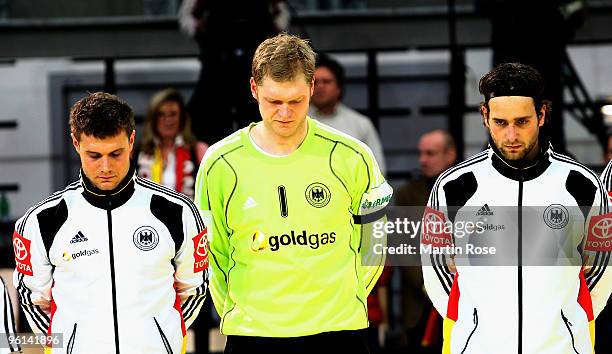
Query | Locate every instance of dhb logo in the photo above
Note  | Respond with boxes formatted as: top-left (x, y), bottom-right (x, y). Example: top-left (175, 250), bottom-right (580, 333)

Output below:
top-left (305, 183), bottom-right (331, 208)
top-left (133, 226), bottom-right (159, 251)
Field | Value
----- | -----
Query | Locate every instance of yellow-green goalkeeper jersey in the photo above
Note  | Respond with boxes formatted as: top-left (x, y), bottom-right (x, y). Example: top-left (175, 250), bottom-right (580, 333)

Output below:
top-left (195, 117), bottom-right (392, 337)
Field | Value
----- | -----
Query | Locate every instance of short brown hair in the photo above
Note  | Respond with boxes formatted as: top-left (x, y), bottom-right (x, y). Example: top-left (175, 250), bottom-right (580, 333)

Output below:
top-left (251, 33), bottom-right (316, 85)
top-left (70, 92), bottom-right (135, 140)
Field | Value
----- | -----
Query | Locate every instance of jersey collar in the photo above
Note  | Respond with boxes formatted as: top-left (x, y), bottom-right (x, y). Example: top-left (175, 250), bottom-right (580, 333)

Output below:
top-left (81, 160), bottom-right (136, 210)
top-left (489, 144), bottom-right (551, 181)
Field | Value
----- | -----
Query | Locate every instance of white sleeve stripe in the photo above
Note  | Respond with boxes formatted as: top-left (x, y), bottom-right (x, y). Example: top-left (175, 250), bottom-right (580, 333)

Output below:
top-left (17, 275), bottom-right (48, 332)
top-left (3, 282), bottom-right (19, 352)
top-left (431, 254), bottom-right (452, 294)
top-left (182, 278), bottom-right (208, 321)
top-left (180, 286), bottom-right (201, 314)
top-left (183, 292), bottom-right (207, 322)
top-left (587, 252), bottom-right (610, 291)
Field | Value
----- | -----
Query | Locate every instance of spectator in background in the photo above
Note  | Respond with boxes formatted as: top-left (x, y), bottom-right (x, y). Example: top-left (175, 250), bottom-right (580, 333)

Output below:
top-left (395, 130), bottom-right (457, 207)
top-left (136, 88), bottom-right (208, 199)
top-left (394, 129), bottom-right (456, 353)
top-left (309, 53), bottom-right (386, 174)
top-left (178, 0), bottom-right (289, 144)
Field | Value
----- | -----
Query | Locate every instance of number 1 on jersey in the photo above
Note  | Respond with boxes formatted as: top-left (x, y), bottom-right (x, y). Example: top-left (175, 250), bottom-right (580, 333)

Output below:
top-left (278, 186), bottom-right (288, 218)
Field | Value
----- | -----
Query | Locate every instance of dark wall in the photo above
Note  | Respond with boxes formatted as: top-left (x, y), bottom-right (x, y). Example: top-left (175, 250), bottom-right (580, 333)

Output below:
top-left (7, 0), bottom-right (144, 18)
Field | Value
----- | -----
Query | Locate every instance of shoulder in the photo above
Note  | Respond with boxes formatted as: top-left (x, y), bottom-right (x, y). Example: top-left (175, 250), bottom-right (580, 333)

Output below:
top-left (16, 181), bottom-right (81, 231)
top-left (135, 177), bottom-right (200, 215)
top-left (311, 118), bottom-right (375, 160)
top-left (337, 103), bottom-right (368, 121)
top-left (200, 129), bottom-right (245, 173)
top-left (548, 150), bottom-right (602, 187)
top-left (337, 104), bottom-right (374, 127)
top-left (434, 150), bottom-right (489, 189)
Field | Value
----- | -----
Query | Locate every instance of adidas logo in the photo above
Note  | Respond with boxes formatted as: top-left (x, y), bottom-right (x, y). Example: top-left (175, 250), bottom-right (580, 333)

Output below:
top-left (476, 204), bottom-right (493, 216)
top-left (243, 197), bottom-right (258, 210)
top-left (70, 231), bottom-right (88, 244)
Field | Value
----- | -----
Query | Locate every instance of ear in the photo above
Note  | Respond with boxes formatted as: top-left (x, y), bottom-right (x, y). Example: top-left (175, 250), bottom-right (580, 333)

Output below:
top-left (128, 130), bottom-right (135, 153)
top-left (480, 104), bottom-right (490, 128)
top-left (250, 77), bottom-right (258, 101)
top-left (537, 105), bottom-right (546, 127)
top-left (71, 133), bottom-right (80, 154)
top-left (310, 78), bottom-right (315, 97)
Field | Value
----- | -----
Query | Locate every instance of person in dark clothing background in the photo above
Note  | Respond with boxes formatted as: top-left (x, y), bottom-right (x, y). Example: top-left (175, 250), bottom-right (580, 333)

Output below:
top-left (476, 0), bottom-right (586, 154)
top-left (179, 0), bottom-right (289, 144)
top-left (394, 130), bottom-right (457, 353)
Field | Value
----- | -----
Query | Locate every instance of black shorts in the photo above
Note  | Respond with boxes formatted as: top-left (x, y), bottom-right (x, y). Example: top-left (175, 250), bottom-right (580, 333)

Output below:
top-left (224, 329), bottom-right (370, 354)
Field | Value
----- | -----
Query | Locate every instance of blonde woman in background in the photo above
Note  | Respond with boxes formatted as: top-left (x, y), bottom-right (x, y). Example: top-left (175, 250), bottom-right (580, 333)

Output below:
top-left (136, 88), bottom-right (208, 199)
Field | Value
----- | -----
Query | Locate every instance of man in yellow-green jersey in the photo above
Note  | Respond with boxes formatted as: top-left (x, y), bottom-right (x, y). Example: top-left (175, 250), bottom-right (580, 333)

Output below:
top-left (195, 33), bottom-right (392, 353)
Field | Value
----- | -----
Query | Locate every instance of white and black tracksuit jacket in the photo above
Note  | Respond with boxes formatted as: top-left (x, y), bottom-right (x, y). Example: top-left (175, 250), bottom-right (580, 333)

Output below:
top-left (422, 146), bottom-right (612, 354)
top-left (0, 277), bottom-right (19, 354)
top-left (12, 165), bottom-right (209, 354)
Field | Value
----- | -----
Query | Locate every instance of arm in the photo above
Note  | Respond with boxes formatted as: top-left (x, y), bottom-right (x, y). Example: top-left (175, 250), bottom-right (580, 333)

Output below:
top-left (342, 142), bottom-right (392, 296)
top-left (421, 183), bottom-right (454, 317)
top-left (587, 168), bottom-right (612, 318)
top-left (12, 215), bottom-right (53, 335)
top-left (194, 156), bottom-right (233, 316)
top-left (174, 201), bottom-right (209, 330)
top-left (1, 277), bottom-right (20, 353)
top-left (361, 118), bottom-right (386, 176)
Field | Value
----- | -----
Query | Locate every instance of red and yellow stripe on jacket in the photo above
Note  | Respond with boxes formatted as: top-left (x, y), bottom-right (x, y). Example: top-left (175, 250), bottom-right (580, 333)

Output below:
top-left (578, 271), bottom-right (595, 353)
top-left (443, 273), bottom-right (460, 354)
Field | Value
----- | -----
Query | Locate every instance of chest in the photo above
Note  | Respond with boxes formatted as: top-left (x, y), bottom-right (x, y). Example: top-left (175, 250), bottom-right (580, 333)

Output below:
top-left (48, 200), bottom-right (176, 274)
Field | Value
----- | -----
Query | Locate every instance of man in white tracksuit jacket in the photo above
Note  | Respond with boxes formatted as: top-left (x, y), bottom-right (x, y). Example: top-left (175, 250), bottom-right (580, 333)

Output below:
top-left (12, 92), bottom-right (209, 354)
top-left (422, 63), bottom-right (612, 354)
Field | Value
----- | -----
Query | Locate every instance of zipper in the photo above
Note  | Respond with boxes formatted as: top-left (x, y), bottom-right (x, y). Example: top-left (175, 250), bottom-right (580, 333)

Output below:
top-left (460, 308), bottom-right (479, 354)
top-left (154, 317), bottom-right (174, 354)
top-left (107, 207), bottom-right (120, 354)
top-left (561, 310), bottom-right (580, 354)
top-left (517, 178), bottom-right (523, 354)
top-left (66, 323), bottom-right (77, 354)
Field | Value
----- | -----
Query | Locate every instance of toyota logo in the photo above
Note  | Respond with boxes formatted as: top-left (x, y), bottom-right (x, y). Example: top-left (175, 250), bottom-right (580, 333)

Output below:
top-left (13, 238), bottom-right (28, 261)
top-left (591, 217), bottom-right (612, 240)
top-left (196, 236), bottom-right (208, 257)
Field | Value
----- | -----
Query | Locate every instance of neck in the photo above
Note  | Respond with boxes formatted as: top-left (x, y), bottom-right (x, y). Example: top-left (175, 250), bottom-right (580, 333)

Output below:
top-left (160, 137), bottom-right (175, 149)
top-left (81, 161), bottom-right (136, 209)
top-left (250, 120), bottom-right (308, 156)
top-left (523, 141), bottom-right (540, 162)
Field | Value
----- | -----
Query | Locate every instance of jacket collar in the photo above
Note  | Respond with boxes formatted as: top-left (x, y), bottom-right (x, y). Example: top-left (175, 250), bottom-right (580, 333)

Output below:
top-left (81, 161), bottom-right (136, 210)
top-left (489, 143), bottom-right (551, 182)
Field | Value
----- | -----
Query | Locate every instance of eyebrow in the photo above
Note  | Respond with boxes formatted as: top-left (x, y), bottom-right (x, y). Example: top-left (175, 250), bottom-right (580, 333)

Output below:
top-left (85, 148), bottom-right (124, 154)
top-left (264, 95), bottom-right (305, 102)
top-left (491, 116), bottom-right (532, 121)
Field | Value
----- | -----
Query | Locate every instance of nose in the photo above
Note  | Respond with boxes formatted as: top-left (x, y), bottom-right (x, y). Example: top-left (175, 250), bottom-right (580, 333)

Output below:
top-left (506, 125), bottom-right (518, 142)
top-left (278, 104), bottom-right (290, 118)
top-left (100, 156), bottom-right (111, 173)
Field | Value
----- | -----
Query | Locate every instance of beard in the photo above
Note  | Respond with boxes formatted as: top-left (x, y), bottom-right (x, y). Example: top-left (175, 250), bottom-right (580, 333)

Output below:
top-left (496, 137), bottom-right (538, 161)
